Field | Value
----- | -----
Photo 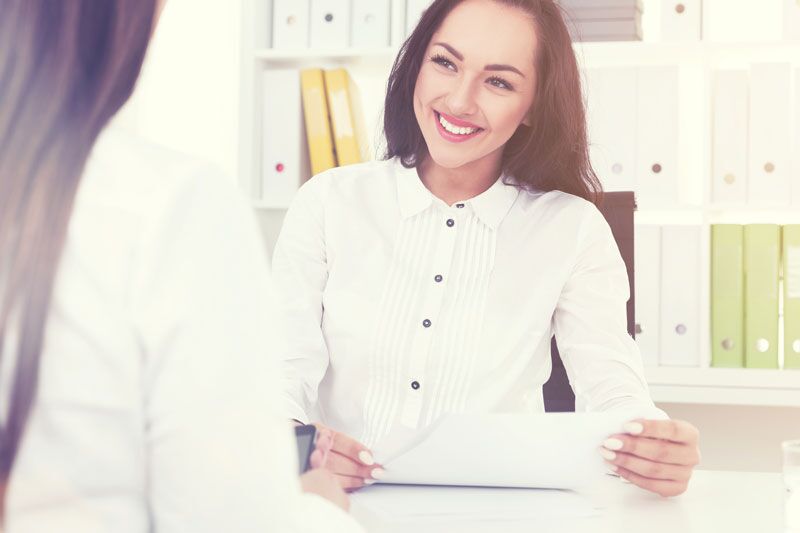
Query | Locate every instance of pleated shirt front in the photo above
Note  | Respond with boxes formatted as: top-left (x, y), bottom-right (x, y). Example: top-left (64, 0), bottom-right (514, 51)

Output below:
top-left (273, 158), bottom-right (661, 451)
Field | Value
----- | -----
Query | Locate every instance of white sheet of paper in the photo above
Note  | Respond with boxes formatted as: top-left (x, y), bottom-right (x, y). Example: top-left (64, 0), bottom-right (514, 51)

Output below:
top-left (373, 412), bottom-right (631, 490)
top-left (352, 483), bottom-right (602, 523)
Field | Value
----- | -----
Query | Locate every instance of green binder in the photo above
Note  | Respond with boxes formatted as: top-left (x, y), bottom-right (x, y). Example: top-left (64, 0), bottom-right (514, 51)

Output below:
top-left (711, 225), bottom-right (744, 367)
top-left (784, 225), bottom-right (800, 369)
top-left (744, 224), bottom-right (780, 369)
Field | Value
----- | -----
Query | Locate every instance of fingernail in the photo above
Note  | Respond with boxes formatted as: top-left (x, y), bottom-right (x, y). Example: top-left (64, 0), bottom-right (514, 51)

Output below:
top-left (370, 468), bottom-right (385, 480)
top-left (358, 451), bottom-right (375, 466)
top-left (603, 438), bottom-right (624, 451)
top-left (623, 422), bottom-right (644, 435)
top-left (364, 478), bottom-right (377, 485)
top-left (599, 448), bottom-right (617, 461)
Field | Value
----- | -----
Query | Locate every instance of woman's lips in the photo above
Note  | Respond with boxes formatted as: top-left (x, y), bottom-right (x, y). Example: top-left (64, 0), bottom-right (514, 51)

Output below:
top-left (434, 111), bottom-right (483, 143)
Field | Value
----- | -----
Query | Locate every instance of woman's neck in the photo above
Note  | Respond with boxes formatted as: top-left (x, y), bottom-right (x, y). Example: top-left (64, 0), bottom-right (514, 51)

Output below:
top-left (418, 152), bottom-right (503, 206)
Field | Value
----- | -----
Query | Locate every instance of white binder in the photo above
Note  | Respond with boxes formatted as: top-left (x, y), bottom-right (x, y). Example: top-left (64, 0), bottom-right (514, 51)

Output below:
top-left (309, 0), bottom-right (350, 49)
top-left (784, 0), bottom-right (800, 40)
top-left (659, 226), bottom-right (701, 367)
top-left (748, 63), bottom-right (791, 207)
top-left (634, 225), bottom-right (661, 367)
top-left (794, 68), bottom-right (800, 207)
top-left (406, 0), bottom-right (432, 37)
top-left (351, 0), bottom-right (390, 48)
top-left (261, 69), bottom-right (309, 207)
top-left (703, 0), bottom-right (781, 42)
top-left (585, 67), bottom-right (637, 192)
top-left (660, 0), bottom-right (702, 41)
top-left (711, 69), bottom-right (748, 205)
top-left (272, 0), bottom-right (310, 49)
top-left (635, 66), bottom-right (679, 208)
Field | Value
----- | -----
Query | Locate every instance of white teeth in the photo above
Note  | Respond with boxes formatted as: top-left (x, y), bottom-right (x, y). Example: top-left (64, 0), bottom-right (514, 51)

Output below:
top-left (438, 113), bottom-right (478, 135)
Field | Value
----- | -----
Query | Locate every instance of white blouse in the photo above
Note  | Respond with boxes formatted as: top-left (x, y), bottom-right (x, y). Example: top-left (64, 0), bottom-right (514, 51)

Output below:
top-left (273, 158), bottom-right (664, 450)
top-left (2, 129), bottom-right (362, 532)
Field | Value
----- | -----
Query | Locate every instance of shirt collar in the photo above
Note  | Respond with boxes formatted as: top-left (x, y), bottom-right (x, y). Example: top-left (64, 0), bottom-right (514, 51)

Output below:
top-left (394, 158), bottom-right (520, 230)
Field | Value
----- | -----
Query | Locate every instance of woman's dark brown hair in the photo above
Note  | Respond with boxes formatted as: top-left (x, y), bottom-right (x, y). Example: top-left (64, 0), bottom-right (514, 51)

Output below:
top-left (383, 0), bottom-right (602, 203)
top-left (0, 0), bottom-right (157, 504)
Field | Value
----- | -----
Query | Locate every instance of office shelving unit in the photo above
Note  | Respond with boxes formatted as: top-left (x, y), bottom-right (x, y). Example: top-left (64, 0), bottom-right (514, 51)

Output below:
top-left (240, 0), bottom-right (800, 407)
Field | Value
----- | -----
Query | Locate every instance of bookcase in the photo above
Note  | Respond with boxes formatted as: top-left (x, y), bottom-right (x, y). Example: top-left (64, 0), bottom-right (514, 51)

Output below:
top-left (239, 0), bottom-right (800, 408)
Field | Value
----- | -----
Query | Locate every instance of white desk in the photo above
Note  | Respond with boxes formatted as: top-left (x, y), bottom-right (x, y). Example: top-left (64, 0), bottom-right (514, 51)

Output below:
top-left (351, 470), bottom-right (788, 532)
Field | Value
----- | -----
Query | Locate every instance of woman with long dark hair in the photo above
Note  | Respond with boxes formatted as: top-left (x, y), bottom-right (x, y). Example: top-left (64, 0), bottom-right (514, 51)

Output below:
top-left (0, 0), bottom-right (362, 529)
top-left (274, 0), bottom-right (700, 497)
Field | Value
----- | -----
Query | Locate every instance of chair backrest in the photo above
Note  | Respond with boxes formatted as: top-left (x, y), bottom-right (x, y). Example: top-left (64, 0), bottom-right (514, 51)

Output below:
top-left (543, 191), bottom-right (637, 412)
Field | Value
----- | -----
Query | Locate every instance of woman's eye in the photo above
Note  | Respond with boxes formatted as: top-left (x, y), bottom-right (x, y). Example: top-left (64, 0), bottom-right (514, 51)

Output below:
top-left (431, 55), bottom-right (455, 70)
top-left (488, 77), bottom-right (513, 91)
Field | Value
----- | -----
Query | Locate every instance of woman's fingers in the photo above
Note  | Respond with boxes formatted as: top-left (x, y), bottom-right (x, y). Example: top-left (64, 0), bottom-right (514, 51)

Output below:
top-left (612, 463), bottom-right (689, 498)
top-left (326, 450), bottom-right (383, 480)
top-left (328, 427), bottom-right (376, 466)
top-left (602, 450), bottom-right (692, 482)
top-left (603, 435), bottom-right (699, 466)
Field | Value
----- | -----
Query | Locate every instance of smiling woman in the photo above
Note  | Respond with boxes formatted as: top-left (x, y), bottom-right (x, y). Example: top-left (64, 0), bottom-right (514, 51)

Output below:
top-left (272, 0), bottom-right (700, 500)
top-left (384, 0), bottom-right (600, 204)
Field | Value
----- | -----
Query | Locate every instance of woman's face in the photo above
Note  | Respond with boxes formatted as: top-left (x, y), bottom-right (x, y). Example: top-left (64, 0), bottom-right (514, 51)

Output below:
top-left (413, 0), bottom-right (538, 171)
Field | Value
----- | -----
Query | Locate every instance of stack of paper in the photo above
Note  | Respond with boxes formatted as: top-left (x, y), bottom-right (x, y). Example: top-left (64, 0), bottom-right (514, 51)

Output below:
top-left (372, 412), bottom-right (633, 490)
top-left (558, 0), bottom-right (643, 41)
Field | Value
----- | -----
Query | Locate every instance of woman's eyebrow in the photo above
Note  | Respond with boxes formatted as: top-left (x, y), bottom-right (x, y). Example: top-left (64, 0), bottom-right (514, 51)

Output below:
top-left (432, 42), bottom-right (526, 78)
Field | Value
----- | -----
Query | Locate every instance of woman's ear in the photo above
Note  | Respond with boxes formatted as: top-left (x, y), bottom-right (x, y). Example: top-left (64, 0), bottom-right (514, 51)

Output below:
top-left (521, 112), bottom-right (532, 127)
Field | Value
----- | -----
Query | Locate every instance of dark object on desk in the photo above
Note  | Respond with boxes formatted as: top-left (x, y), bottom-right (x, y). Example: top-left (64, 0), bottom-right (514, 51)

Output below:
top-left (543, 191), bottom-right (637, 413)
top-left (294, 424), bottom-right (317, 474)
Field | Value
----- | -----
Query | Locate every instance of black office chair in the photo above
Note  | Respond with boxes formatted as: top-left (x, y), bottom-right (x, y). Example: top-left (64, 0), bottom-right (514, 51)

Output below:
top-left (543, 191), bottom-right (637, 412)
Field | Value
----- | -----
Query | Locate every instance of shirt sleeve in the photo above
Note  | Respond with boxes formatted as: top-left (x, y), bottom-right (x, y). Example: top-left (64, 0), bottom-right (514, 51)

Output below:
top-left (129, 165), bottom-right (362, 532)
top-left (270, 174), bottom-right (333, 424)
top-left (552, 204), bottom-right (667, 421)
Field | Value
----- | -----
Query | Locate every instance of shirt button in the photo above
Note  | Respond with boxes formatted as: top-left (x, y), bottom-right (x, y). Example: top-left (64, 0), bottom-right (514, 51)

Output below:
top-left (446, 219), bottom-right (455, 227)
top-left (411, 381), bottom-right (421, 390)
top-left (434, 274), bottom-right (443, 283)
top-left (456, 203), bottom-right (465, 208)
top-left (422, 319), bottom-right (432, 328)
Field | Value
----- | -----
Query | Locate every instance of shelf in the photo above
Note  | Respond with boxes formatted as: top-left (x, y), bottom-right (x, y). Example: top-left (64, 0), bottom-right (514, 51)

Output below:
top-left (255, 47), bottom-right (397, 64)
top-left (574, 39), bottom-right (800, 67)
top-left (645, 367), bottom-right (800, 407)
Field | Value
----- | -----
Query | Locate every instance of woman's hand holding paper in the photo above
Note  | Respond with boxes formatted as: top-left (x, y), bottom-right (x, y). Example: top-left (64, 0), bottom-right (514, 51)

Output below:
top-left (599, 419), bottom-right (701, 497)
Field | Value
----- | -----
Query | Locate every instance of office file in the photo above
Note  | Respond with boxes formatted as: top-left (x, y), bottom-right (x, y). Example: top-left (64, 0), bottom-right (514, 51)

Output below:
top-left (351, 0), bottom-right (391, 48)
top-left (660, 0), bottom-right (702, 41)
top-left (309, 0), bottom-right (350, 49)
top-left (261, 69), bottom-right (309, 207)
top-left (784, 225), bottom-right (800, 369)
top-left (744, 225), bottom-right (780, 369)
top-left (794, 68), bottom-right (800, 207)
top-left (784, 0), bottom-right (800, 40)
top-left (324, 68), bottom-right (370, 166)
top-left (300, 68), bottom-right (337, 176)
top-left (659, 225), bottom-right (701, 366)
top-left (272, 0), bottom-right (310, 49)
top-left (710, 225), bottom-right (745, 368)
top-left (585, 67), bottom-right (637, 192)
top-left (635, 66), bottom-right (680, 208)
top-left (702, 0), bottom-right (782, 42)
top-left (633, 225), bottom-right (660, 366)
top-left (711, 70), bottom-right (748, 205)
top-left (406, 0), bottom-right (432, 37)
top-left (748, 63), bottom-right (791, 207)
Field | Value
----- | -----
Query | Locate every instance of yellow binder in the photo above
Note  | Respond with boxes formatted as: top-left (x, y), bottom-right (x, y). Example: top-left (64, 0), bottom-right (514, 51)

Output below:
top-left (744, 224), bottom-right (780, 369)
top-left (784, 225), bottom-right (800, 369)
top-left (323, 68), bottom-right (370, 167)
top-left (711, 225), bottom-right (744, 368)
top-left (300, 68), bottom-right (337, 176)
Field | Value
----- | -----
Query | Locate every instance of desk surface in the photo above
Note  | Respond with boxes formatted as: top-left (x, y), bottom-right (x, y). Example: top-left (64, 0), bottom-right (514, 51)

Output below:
top-left (351, 470), bottom-right (788, 532)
